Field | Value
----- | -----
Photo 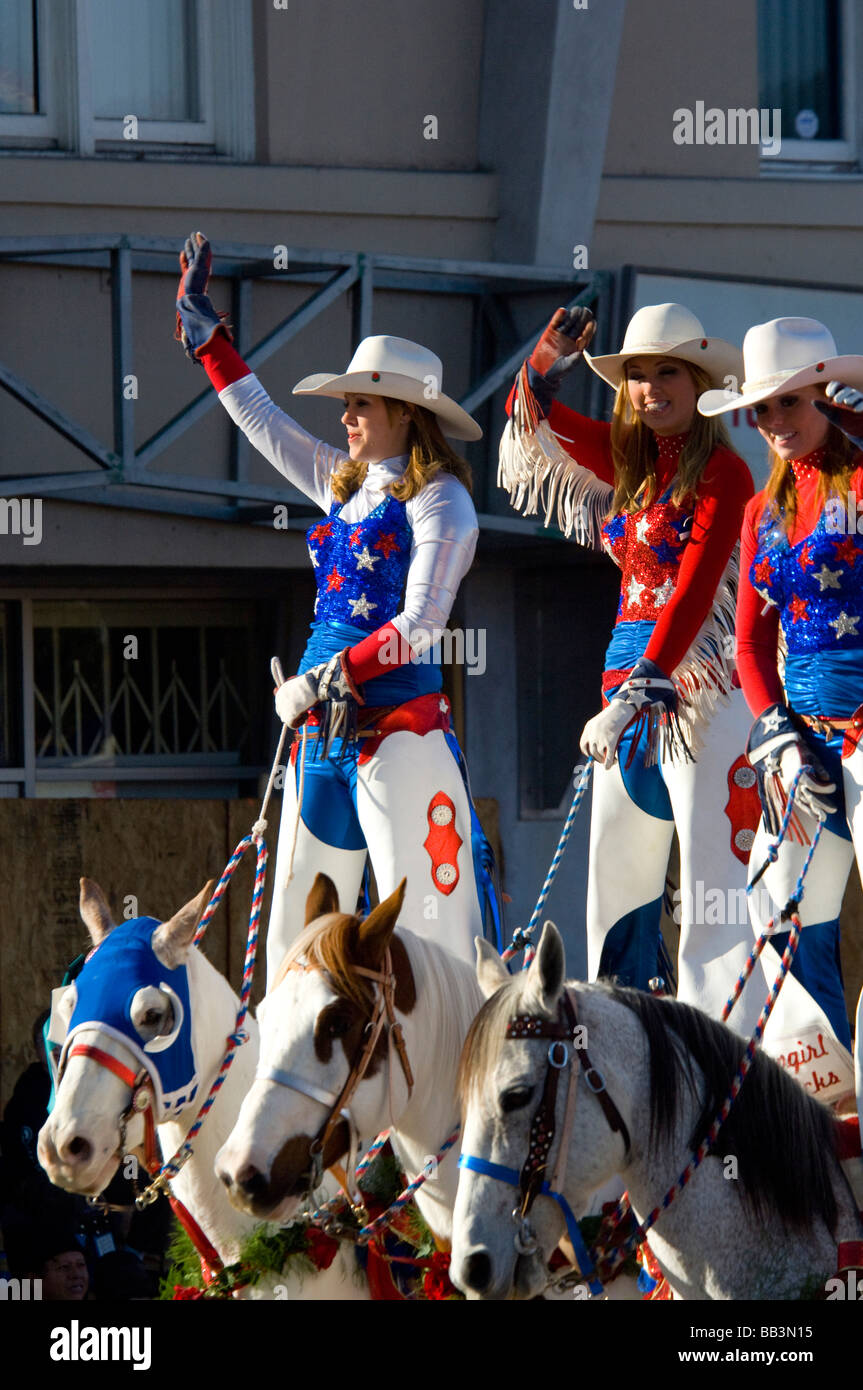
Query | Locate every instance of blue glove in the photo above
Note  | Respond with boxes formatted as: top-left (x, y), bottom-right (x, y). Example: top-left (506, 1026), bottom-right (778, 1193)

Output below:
top-left (175, 231), bottom-right (230, 361)
top-left (746, 703), bottom-right (836, 835)
top-left (812, 379), bottom-right (863, 445)
top-left (523, 307), bottom-right (596, 418)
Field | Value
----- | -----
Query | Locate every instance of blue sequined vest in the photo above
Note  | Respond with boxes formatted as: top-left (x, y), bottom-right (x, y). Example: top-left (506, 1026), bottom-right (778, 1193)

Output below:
top-left (307, 494), bottom-right (412, 631)
top-left (750, 511), bottom-right (863, 656)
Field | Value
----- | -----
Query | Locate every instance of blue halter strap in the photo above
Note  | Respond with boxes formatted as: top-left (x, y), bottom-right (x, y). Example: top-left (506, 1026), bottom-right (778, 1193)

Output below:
top-left (457, 1152), bottom-right (604, 1296)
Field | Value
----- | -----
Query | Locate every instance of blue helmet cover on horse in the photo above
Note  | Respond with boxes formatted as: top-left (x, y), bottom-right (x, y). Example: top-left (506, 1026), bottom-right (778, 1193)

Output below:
top-left (61, 917), bottom-right (199, 1121)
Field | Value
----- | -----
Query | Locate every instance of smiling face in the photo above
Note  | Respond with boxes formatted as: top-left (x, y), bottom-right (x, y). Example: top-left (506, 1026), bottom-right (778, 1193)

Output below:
top-left (753, 383), bottom-right (830, 461)
top-left (624, 357), bottom-right (698, 436)
top-left (341, 393), bottom-right (411, 463)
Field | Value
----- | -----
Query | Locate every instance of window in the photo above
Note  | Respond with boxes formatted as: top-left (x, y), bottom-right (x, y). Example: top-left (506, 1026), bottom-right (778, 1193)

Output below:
top-left (0, 0), bottom-right (253, 157)
top-left (758, 0), bottom-right (856, 164)
top-left (515, 563), bottom-right (619, 816)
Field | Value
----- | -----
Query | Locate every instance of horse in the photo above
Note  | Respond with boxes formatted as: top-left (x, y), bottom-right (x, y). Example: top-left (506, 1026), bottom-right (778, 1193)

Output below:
top-left (215, 873), bottom-right (485, 1244)
top-left (37, 877), bottom-right (367, 1299)
top-left (451, 922), bottom-right (863, 1300)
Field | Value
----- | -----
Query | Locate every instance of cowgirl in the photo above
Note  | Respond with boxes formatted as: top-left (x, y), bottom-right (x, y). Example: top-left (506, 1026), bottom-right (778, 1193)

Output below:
top-left (500, 303), bottom-right (763, 1028)
top-left (701, 317), bottom-right (863, 1104)
top-left (175, 234), bottom-right (491, 982)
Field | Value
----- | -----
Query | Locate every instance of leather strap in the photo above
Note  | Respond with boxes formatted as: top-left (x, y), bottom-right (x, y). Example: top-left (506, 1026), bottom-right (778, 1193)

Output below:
top-left (67, 1043), bottom-right (139, 1090)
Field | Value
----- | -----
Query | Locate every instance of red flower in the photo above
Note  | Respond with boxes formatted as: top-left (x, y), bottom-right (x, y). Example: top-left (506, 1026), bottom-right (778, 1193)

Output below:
top-left (422, 1251), bottom-right (456, 1301)
top-left (172, 1285), bottom-right (204, 1300)
top-left (305, 1226), bottom-right (339, 1271)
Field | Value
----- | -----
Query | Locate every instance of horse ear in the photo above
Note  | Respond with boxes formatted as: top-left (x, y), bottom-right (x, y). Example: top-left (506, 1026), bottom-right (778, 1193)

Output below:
top-left (525, 922), bottom-right (566, 1011)
top-left (305, 873), bottom-right (340, 924)
top-left (79, 878), bottom-right (115, 945)
top-left (152, 880), bottom-right (215, 969)
top-left (358, 879), bottom-right (406, 965)
top-left (476, 937), bottom-right (509, 999)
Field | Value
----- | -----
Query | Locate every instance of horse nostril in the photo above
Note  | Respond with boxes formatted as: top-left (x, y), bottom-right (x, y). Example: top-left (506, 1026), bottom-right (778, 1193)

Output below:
top-left (234, 1165), bottom-right (268, 1199)
top-left (464, 1248), bottom-right (492, 1292)
top-left (64, 1135), bottom-right (92, 1163)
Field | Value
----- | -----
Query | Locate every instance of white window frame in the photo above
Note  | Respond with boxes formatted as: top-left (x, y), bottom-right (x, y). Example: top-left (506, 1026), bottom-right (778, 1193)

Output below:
top-left (761, 0), bottom-right (857, 168)
top-left (0, 0), bottom-right (254, 159)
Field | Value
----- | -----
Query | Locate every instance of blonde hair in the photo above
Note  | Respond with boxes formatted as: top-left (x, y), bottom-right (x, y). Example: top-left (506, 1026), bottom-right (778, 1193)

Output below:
top-left (608, 360), bottom-right (735, 515)
top-left (330, 399), bottom-right (472, 502)
top-left (762, 400), bottom-right (859, 534)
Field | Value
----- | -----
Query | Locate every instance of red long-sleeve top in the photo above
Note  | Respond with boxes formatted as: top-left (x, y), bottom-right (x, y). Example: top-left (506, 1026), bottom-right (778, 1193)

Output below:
top-left (544, 400), bottom-right (753, 679)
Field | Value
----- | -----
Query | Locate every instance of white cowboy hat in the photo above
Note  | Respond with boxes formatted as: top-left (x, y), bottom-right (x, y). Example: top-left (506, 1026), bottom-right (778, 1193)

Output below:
top-left (698, 317), bottom-right (863, 416)
top-left (584, 303), bottom-right (743, 391)
top-left (292, 334), bottom-right (482, 442)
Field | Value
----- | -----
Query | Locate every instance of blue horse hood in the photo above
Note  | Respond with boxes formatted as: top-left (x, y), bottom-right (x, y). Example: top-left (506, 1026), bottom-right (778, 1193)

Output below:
top-left (63, 917), bottom-right (199, 1121)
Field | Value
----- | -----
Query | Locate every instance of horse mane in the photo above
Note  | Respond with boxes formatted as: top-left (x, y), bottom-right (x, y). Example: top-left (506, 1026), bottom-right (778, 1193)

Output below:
top-left (608, 984), bottom-right (840, 1235)
top-left (276, 913), bottom-right (376, 1011)
top-left (458, 974), bottom-right (841, 1236)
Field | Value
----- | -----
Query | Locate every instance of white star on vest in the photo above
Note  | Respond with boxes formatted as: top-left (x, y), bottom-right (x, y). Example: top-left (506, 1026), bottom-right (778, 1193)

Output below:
top-left (354, 546), bottom-right (380, 572)
top-left (350, 592), bottom-right (378, 620)
top-left (635, 515), bottom-right (651, 544)
top-left (761, 708), bottom-right (783, 732)
top-left (627, 576), bottom-right (646, 605)
top-left (815, 565), bottom-right (841, 591)
top-left (653, 577), bottom-right (674, 607)
top-left (830, 610), bottom-right (860, 639)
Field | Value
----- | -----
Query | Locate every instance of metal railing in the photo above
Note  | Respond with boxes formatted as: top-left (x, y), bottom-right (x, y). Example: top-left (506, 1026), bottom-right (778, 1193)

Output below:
top-left (0, 235), bottom-right (613, 522)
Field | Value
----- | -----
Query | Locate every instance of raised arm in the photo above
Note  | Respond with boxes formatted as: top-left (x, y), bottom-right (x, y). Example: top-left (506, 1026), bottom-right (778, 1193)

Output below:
top-left (175, 232), bottom-right (341, 510)
top-left (499, 307), bottom-right (614, 543)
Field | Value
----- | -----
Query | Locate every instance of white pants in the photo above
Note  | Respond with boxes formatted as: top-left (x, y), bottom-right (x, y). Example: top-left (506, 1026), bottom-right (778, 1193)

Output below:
top-left (266, 728), bottom-right (483, 985)
top-left (587, 690), bottom-right (764, 1035)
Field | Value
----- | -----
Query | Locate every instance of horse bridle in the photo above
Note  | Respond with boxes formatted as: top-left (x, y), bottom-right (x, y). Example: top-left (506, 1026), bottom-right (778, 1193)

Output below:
top-left (257, 947), bottom-right (414, 1194)
top-left (60, 1042), bottom-right (162, 1201)
top-left (459, 988), bottom-right (631, 1296)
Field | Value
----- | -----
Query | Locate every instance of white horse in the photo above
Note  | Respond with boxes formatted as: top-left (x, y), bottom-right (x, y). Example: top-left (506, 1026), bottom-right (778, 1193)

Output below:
top-left (451, 923), bottom-right (863, 1300)
top-left (216, 873), bottom-right (484, 1244)
top-left (38, 878), bottom-right (366, 1299)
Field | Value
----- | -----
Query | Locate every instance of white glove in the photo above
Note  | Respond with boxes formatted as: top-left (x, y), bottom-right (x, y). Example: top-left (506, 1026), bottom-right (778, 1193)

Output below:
top-left (579, 702), bottom-right (637, 769)
top-left (778, 742), bottom-right (837, 822)
top-left (274, 672), bottom-right (317, 727)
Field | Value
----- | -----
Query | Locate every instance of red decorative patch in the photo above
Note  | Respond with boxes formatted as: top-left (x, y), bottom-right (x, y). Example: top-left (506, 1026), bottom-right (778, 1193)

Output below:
top-left (326, 568), bottom-right (345, 592)
top-left (753, 557), bottom-right (773, 585)
top-left (349, 526), bottom-right (364, 546)
top-left (798, 542), bottom-right (815, 570)
top-left (424, 791), bottom-right (462, 895)
top-left (309, 522), bottom-right (332, 545)
top-left (788, 594), bottom-right (809, 623)
top-left (724, 755), bottom-right (761, 864)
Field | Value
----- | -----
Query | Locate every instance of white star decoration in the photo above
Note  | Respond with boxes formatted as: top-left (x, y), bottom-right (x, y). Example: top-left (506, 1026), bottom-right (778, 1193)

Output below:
top-left (635, 516), bottom-right (651, 544)
top-left (309, 551), bottom-right (319, 567)
top-left (830, 610), bottom-right (860, 639)
top-left (653, 577), bottom-right (674, 607)
top-left (350, 593), bottom-right (378, 620)
top-left (627, 576), bottom-right (646, 605)
top-left (354, 546), bottom-right (380, 572)
top-left (761, 708), bottom-right (783, 732)
top-left (815, 565), bottom-right (841, 591)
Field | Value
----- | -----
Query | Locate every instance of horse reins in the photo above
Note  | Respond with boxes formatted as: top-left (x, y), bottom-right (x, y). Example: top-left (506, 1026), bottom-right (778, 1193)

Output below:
top-left (459, 987), bottom-right (630, 1296)
top-left (258, 946), bottom-right (414, 1195)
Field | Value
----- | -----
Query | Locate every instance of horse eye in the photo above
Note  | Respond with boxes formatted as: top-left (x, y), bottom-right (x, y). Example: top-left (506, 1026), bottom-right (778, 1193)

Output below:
top-left (500, 1086), bottom-right (533, 1113)
top-left (141, 1008), bottom-right (163, 1028)
top-left (327, 1015), bottom-right (350, 1038)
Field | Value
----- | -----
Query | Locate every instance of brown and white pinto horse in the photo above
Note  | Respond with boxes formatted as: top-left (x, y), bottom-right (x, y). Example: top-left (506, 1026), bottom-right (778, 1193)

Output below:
top-left (216, 873), bottom-right (485, 1242)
